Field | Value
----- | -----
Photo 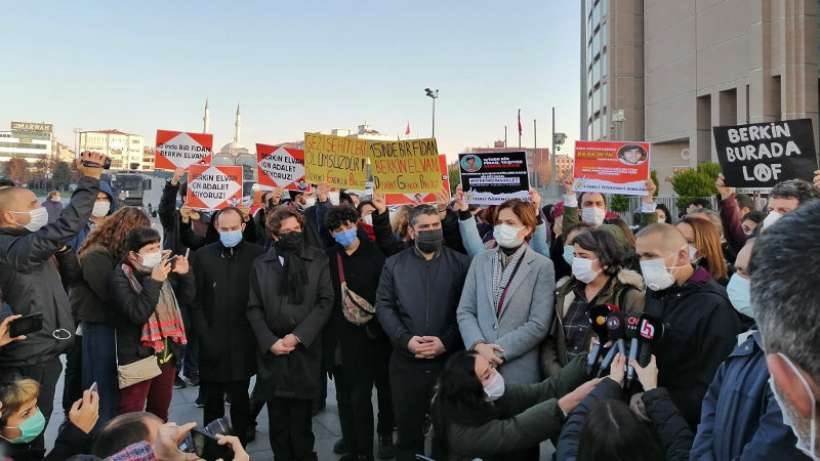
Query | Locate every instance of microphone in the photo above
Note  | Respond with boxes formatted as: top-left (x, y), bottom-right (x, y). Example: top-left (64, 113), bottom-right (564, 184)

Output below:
top-left (623, 313), bottom-right (642, 385)
top-left (586, 305), bottom-right (612, 375)
top-left (636, 314), bottom-right (665, 367)
top-left (597, 312), bottom-right (625, 377)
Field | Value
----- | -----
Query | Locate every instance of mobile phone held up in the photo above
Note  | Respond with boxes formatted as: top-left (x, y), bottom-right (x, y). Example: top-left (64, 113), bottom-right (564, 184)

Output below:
top-left (80, 157), bottom-right (112, 170)
top-left (9, 313), bottom-right (43, 338)
top-left (179, 428), bottom-right (233, 460)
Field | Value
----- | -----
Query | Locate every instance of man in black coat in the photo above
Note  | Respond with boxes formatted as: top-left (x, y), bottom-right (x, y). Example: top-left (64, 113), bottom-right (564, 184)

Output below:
top-left (0, 152), bottom-right (106, 453)
top-left (375, 205), bottom-right (471, 461)
top-left (247, 207), bottom-right (333, 461)
top-left (635, 223), bottom-right (739, 429)
top-left (190, 207), bottom-right (265, 446)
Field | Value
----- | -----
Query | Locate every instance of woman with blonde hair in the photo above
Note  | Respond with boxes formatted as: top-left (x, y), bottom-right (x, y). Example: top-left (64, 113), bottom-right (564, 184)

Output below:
top-left (676, 216), bottom-right (728, 284)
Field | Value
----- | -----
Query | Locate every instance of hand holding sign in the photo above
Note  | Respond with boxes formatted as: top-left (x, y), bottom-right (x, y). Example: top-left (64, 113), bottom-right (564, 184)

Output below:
top-left (562, 171), bottom-right (575, 195)
top-left (171, 168), bottom-right (186, 186)
top-left (453, 185), bottom-right (468, 212)
top-left (372, 191), bottom-right (387, 215)
top-left (715, 174), bottom-right (735, 200)
top-left (642, 179), bottom-right (657, 204)
top-left (814, 170), bottom-right (820, 192)
top-left (528, 187), bottom-right (541, 212)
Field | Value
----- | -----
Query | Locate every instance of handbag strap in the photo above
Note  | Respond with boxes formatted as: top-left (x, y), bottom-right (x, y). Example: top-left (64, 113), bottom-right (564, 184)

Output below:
top-left (496, 254), bottom-right (526, 318)
top-left (114, 329), bottom-right (120, 367)
top-left (336, 253), bottom-right (346, 284)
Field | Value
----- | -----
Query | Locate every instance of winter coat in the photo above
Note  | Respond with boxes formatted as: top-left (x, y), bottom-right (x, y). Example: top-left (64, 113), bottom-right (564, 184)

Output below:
top-left (323, 237), bottom-right (387, 371)
top-left (0, 176), bottom-right (100, 368)
top-left (70, 245), bottom-right (117, 324)
top-left (540, 269), bottom-right (646, 378)
top-left (109, 266), bottom-right (195, 366)
top-left (246, 245), bottom-right (334, 400)
top-left (644, 266), bottom-right (739, 429)
top-left (442, 354), bottom-right (588, 461)
top-left (303, 200), bottom-right (334, 249)
top-left (690, 331), bottom-right (810, 460)
top-left (190, 240), bottom-right (265, 383)
top-left (456, 246), bottom-right (555, 384)
top-left (375, 246), bottom-right (471, 361)
top-left (556, 377), bottom-right (693, 461)
top-left (68, 179), bottom-right (117, 252)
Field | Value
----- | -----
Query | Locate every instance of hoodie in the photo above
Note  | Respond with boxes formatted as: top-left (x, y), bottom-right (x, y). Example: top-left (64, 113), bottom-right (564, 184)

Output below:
top-left (68, 179), bottom-right (118, 251)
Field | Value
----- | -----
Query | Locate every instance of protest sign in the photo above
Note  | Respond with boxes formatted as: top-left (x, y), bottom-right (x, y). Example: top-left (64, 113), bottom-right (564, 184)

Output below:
top-left (713, 119), bottom-right (818, 188)
top-left (573, 141), bottom-right (650, 196)
top-left (459, 152), bottom-right (529, 205)
top-left (386, 155), bottom-right (449, 205)
top-left (369, 138), bottom-right (441, 194)
top-left (155, 130), bottom-right (213, 171)
top-left (257, 144), bottom-right (306, 191)
top-left (186, 165), bottom-right (243, 211)
top-left (303, 133), bottom-right (368, 189)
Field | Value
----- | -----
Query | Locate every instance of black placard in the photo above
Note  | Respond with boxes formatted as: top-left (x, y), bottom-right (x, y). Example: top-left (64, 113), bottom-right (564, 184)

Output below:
top-left (713, 119), bottom-right (818, 188)
top-left (458, 152), bottom-right (530, 205)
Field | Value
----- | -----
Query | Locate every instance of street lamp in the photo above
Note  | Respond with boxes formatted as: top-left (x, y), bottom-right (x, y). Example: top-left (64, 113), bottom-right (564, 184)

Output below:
top-left (424, 88), bottom-right (439, 138)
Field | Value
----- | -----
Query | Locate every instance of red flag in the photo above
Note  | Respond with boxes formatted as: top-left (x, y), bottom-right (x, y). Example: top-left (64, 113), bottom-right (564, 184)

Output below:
top-left (517, 109), bottom-right (523, 136)
top-left (405, 121), bottom-right (411, 136)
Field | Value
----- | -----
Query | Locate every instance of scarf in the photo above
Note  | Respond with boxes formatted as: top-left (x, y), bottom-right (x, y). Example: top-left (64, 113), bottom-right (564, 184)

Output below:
top-left (275, 249), bottom-right (307, 305)
top-left (491, 245), bottom-right (527, 314)
top-left (121, 264), bottom-right (187, 353)
top-left (105, 441), bottom-right (157, 461)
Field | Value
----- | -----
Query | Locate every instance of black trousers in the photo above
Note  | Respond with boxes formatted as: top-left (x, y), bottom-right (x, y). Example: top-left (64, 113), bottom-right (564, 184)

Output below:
top-left (16, 356), bottom-right (63, 454)
top-left (335, 329), bottom-right (395, 457)
top-left (202, 379), bottom-right (251, 445)
top-left (62, 335), bottom-right (83, 414)
top-left (389, 354), bottom-right (443, 461)
top-left (267, 396), bottom-right (316, 461)
top-left (373, 338), bottom-right (394, 437)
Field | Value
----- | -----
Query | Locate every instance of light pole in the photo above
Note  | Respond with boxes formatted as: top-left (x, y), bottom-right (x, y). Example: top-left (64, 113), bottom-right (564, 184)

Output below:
top-left (425, 88), bottom-right (439, 138)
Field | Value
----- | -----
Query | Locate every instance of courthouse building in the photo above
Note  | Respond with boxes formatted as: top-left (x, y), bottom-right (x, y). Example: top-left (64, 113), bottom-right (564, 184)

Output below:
top-left (580, 0), bottom-right (819, 193)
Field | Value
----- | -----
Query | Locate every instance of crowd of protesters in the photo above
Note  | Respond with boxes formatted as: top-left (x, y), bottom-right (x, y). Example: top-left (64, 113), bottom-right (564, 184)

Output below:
top-left (0, 151), bottom-right (817, 461)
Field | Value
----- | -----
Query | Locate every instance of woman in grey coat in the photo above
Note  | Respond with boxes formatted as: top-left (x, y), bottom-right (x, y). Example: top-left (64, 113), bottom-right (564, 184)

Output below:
top-left (457, 198), bottom-right (555, 385)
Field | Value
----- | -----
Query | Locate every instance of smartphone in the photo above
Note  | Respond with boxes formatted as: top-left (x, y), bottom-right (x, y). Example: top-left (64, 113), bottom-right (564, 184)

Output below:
top-left (80, 157), bottom-right (112, 170)
top-left (9, 313), bottom-right (43, 337)
top-left (89, 382), bottom-right (98, 393)
top-left (179, 427), bottom-right (233, 460)
top-left (167, 255), bottom-right (178, 270)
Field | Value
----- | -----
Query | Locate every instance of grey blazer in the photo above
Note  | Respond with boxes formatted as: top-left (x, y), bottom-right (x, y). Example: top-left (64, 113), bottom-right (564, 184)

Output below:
top-left (457, 246), bottom-right (555, 384)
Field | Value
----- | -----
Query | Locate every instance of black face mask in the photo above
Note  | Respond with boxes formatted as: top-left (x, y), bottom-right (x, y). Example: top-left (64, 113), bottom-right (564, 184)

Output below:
top-left (415, 228), bottom-right (443, 254)
top-left (275, 231), bottom-right (304, 252)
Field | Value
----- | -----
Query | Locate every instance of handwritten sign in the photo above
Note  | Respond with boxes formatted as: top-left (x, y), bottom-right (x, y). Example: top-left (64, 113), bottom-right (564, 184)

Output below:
top-left (386, 154), bottom-right (449, 205)
top-left (369, 138), bottom-right (441, 194)
top-left (303, 133), bottom-right (368, 189)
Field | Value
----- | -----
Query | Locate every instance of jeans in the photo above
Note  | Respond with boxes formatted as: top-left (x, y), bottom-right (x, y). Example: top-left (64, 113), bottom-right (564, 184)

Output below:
top-left (80, 322), bottom-right (119, 428)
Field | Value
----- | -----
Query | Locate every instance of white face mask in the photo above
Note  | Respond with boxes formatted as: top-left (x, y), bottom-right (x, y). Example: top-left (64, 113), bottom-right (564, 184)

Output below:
top-left (581, 207), bottom-right (606, 227)
top-left (762, 211), bottom-right (782, 230)
top-left (688, 244), bottom-right (699, 263)
top-left (572, 257), bottom-right (601, 284)
top-left (362, 214), bottom-right (373, 226)
top-left (769, 354), bottom-right (818, 459)
top-left (140, 251), bottom-right (163, 269)
top-left (328, 191), bottom-right (341, 206)
top-left (91, 201), bottom-right (111, 218)
top-left (726, 274), bottom-right (754, 319)
top-left (483, 370), bottom-right (506, 401)
top-left (494, 223), bottom-right (524, 249)
top-left (640, 257), bottom-right (677, 291)
top-left (12, 207), bottom-right (49, 232)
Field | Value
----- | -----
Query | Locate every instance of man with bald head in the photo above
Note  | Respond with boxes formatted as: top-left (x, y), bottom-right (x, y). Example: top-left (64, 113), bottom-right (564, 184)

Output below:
top-left (635, 223), bottom-right (738, 429)
top-left (0, 151), bottom-right (107, 452)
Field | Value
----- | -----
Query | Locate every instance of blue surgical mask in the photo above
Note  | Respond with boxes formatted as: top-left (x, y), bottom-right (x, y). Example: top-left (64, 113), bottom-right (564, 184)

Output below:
top-left (334, 228), bottom-right (358, 248)
top-left (219, 230), bottom-right (243, 248)
top-left (562, 245), bottom-right (574, 266)
top-left (3, 408), bottom-right (46, 444)
top-left (727, 274), bottom-right (754, 319)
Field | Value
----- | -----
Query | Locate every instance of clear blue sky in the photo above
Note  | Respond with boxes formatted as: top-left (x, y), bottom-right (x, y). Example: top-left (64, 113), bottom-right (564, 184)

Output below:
top-left (0, 0), bottom-right (581, 160)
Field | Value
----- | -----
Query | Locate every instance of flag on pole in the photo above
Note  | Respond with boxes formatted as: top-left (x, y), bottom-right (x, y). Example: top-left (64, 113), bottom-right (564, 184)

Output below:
top-left (405, 121), bottom-right (411, 136)
top-left (517, 109), bottom-right (523, 136)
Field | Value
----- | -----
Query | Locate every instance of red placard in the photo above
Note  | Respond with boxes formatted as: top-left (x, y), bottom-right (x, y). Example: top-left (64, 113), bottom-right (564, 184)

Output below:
top-left (386, 155), bottom-right (449, 205)
top-left (573, 141), bottom-right (651, 196)
top-left (257, 144), bottom-right (307, 191)
top-left (186, 165), bottom-right (243, 211)
top-left (154, 130), bottom-right (213, 171)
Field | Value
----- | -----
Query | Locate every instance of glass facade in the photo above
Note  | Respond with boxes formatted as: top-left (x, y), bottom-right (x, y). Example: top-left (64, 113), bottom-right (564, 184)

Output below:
top-left (585, 0), bottom-right (608, 140)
